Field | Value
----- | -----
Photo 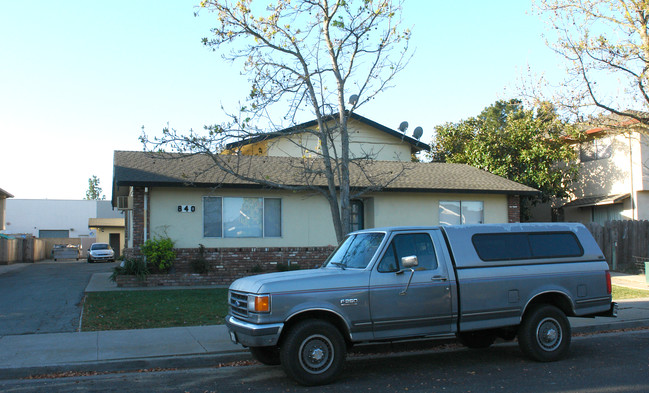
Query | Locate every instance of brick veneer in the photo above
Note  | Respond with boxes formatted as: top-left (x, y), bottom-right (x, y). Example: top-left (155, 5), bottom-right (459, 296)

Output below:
top-left (117, 246), bottom-right (335, 287)
top-left (507, 195), bottom-right (521, 223)
top-left (131, 187), bottom-right (149, 248)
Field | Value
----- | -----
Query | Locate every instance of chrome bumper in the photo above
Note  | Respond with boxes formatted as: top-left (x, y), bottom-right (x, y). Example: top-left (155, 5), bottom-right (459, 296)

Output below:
top-left (225, 315), bottom-right (284, 347)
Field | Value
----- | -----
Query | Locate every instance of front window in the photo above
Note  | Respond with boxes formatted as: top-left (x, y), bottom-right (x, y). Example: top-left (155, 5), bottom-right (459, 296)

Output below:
top-left (439, 201), bottom-right (484, 225)
top-left (325, 232), bottom-right (385, 269)
top-left (203, 197), bottom-right (282, 238)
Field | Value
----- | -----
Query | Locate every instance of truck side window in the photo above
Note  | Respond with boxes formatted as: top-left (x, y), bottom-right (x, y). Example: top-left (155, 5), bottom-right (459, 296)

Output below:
top-left (378, 233), bottom-right (438, 272)
top-left (378, 243), bottom-right (398, 272)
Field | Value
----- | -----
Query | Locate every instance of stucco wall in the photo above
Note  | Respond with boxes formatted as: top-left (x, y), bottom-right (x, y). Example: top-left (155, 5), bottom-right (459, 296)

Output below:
top-left (145, 187), bottom-right (511, 248)
top-left (370, 192), bottom-right (508, 227)
top-left (148, 187), bottom-right (338, 249)
top-left (265, 121), bottom-right (413, 162)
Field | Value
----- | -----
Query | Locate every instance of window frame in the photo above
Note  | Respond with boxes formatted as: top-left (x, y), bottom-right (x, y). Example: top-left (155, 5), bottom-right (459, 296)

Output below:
top-left (202, 196), bottom-right (282, 238)
top-left (439, 200), bottom-right (484, 225)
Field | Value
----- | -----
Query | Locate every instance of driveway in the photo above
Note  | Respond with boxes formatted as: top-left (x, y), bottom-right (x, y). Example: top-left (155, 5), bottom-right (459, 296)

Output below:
top-left (0, 261), bottom-right (117, 336)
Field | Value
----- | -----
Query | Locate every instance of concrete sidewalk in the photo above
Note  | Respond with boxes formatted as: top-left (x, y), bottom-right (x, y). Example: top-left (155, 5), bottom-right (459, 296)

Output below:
top-left (0, 271), bottom-right (648, 380)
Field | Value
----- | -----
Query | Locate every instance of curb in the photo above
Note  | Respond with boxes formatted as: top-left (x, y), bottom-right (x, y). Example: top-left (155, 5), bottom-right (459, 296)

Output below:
top-left (2, 321), bottom-right (648, 381)
top-left (0, 351), bottom-right (249, 380)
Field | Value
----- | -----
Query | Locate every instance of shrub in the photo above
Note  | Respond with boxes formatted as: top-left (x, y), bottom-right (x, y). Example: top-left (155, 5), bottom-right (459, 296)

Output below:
top-left (110, 258), bottom-right (149, 282)
top-left (191, 244), bottom-right (210, 274)
top-left (141, 237), bottom-right (176, 272)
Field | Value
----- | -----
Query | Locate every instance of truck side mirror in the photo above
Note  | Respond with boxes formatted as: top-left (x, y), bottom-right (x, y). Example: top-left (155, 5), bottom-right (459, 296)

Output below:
top-left (401, 255), bottom-right (418, 268)
top-left (398, 255), bottom-right (418, 296)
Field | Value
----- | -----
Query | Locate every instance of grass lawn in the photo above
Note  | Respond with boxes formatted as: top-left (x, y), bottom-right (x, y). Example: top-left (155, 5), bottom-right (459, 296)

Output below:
top-left (81, 284), bottom-right (649, 332)
top-left (81, 289), bottom-right (229, 332)
top-left (612, 284), bottom-right (649, 300)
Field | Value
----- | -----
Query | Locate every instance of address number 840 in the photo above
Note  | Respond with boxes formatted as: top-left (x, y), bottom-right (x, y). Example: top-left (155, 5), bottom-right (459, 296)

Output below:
top-left (178, 205), bottom-right (196, 213)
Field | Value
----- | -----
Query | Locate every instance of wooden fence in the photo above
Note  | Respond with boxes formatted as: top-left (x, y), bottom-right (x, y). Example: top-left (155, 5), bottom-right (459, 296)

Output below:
top-left (585, 221), bottom-right (649, 273)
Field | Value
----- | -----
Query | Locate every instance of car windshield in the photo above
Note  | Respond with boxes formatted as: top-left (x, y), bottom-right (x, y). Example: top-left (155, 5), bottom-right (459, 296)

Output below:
top-left (325, 232), bottom-right (385, 269)
top-left (91, 244), bottom-right (110, 250)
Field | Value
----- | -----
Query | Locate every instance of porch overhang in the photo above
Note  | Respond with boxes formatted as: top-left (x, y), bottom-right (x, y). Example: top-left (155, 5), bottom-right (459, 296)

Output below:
top-left (561, 193), bottom-right (630, 209)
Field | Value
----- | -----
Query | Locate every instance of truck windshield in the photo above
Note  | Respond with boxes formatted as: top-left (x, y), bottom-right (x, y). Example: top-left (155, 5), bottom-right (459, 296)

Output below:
top-left (325, 233), bottom-right (385, 269)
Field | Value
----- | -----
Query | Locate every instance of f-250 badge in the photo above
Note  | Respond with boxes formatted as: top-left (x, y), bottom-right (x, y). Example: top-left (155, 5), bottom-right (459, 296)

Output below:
top-left (340, 298), bottom-right (358, 306)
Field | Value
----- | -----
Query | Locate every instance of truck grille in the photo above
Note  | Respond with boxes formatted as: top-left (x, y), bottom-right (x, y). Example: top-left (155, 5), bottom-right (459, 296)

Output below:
top-left (229, 291), bottom-right (248, 317)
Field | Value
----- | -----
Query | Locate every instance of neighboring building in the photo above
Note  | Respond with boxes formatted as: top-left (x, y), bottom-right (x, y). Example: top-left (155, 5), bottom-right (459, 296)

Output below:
top-left (0, 188), bottom-right (13, 231)
top-left (88, 218), bottom-right (126, 257)
top-left (560, 113), bottom-right (649, 225)
top-left (112, 115), bottom-right (538, 257)
top-left (4, 199), bottom-right (123, 239)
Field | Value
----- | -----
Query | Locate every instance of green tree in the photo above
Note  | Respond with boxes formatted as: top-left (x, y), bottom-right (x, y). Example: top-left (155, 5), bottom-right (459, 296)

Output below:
top-left (85, 175), bottom-right (105, 200)
top-left (142, 0), bottom-right (411, 242)
top-left (534, 0), bottom-right (649, 124)
top-left (430, 100), bottom-right (582, 215)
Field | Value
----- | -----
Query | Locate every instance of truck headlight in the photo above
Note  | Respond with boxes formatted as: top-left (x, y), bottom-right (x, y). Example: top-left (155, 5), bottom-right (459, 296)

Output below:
top-left (247, 294), bottom-right (270, 313)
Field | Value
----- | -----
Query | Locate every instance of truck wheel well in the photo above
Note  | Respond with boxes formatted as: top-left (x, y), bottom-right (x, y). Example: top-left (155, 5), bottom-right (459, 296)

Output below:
top-left (281, 310), bottom-right (351, 345)
top-left (525, 292), bottom-right (574, 318)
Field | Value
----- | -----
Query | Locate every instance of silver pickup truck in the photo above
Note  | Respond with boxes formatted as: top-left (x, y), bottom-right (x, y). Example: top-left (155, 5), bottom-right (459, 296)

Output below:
top-left (226, 223), bottom-right (617, 385)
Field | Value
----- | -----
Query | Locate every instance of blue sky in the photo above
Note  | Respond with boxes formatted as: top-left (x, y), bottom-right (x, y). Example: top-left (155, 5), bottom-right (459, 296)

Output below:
top-left (1, 0), bottom-right (562, 200)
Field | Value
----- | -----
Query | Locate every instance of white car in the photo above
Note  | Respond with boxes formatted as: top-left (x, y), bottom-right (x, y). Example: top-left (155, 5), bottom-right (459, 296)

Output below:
top-left (87, 243), bottom-right (115, 263)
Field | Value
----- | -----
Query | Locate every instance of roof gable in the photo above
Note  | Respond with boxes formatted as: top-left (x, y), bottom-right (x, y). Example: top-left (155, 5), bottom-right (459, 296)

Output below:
top-left (224, 112), bottom-right (430, 153)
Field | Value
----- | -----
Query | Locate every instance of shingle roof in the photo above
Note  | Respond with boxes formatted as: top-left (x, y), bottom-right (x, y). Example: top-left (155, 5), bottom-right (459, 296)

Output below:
top-left (113, 151), bottom-right (538, 195)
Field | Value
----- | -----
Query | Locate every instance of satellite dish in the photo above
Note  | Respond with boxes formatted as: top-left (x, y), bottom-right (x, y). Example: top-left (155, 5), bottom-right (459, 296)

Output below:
top-left (348, 94), bottom-right (359, 105)
top-left (413, 126), bottom-right (423, 140)
top-left (398, 121), bottom-right (409, 132)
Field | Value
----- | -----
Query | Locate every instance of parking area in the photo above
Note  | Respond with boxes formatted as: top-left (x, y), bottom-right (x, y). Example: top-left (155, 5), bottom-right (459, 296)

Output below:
top-left (0, 260), bottom-right (117, 336)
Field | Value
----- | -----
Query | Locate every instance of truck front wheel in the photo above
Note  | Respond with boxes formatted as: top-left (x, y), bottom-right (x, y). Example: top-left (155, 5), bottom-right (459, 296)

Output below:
top-left (280, 319), bottom-right (346, 386)
top-left (249, 346), bottom-right (280, 365)
top-left (518, 304), bottom-right (571, 362)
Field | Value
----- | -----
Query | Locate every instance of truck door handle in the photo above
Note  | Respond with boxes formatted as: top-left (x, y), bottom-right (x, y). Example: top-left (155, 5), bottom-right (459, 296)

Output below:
top-left (431, 275), bottom-right (448, 282)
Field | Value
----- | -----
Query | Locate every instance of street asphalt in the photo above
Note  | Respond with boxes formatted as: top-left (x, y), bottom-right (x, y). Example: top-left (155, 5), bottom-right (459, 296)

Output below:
top-left (0, 265), bottom-right (648, 380)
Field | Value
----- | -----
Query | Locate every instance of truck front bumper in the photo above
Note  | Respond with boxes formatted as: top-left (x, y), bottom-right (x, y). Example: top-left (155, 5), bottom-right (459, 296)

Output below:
top-left (225, 315), bottom-right (284, 347)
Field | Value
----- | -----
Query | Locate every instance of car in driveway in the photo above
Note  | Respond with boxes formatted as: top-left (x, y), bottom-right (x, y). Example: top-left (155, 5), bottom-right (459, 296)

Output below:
top-left (87, 243), bottom-right (115, 263)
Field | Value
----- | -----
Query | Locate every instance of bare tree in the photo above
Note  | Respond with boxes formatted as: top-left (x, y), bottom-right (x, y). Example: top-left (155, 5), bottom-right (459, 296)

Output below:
top-left (142, 0), bottom-right (411, 242)
top-left (532, 0), bottom-right (649, 125)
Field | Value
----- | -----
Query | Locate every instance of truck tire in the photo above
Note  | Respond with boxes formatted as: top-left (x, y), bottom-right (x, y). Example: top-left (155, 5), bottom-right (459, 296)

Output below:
top-left (457, 331), bottom-right (496, 349)
top-left (518, 304), bottom-right (571, 362)
top-left (279, 319), bottom-right (346, 386)
top-left (249, 346), bottom-right (280, 365)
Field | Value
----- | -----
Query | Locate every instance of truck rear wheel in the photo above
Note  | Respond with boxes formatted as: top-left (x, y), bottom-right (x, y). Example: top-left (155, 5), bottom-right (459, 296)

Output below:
top-left (249, 346), bottom-right (280, 365)
top-left (279, 319), bottom-right (346, 386)
top-left (518, 304), bottom-right (571, 362)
